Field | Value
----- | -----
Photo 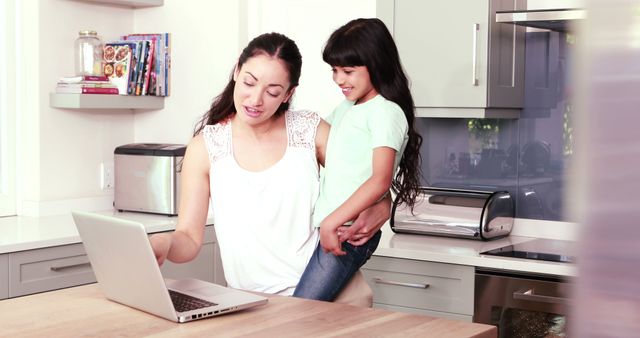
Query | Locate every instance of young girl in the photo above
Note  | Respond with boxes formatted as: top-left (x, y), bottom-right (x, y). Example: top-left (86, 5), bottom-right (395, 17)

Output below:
top-left (293, 18), bottom-right (423, 301)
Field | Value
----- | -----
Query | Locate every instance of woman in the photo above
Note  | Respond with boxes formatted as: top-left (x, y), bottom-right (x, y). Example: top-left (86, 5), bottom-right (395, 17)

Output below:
top-left (150, 32), bottom-right (388, 296)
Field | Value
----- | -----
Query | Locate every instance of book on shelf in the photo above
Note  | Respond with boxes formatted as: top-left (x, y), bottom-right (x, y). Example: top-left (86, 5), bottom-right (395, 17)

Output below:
top-left (122, 33), bottom-right (170, 96)
top-left (122, 37), bottom-right (152, 96)
top-left (103, 42), bottom-right (138, 95)
top-left (141, 40), bottom-right (154, 95)
top-left (55, 86), bottom-right (119, 94)
top-left (56, 82), bottom-right (117, 88)
top-left (165, 32), bottom-right (171, 96)
top-left (124, 34), bottom-right (157, 95)
top-left (134, 40), bottom-right (149, 96)
top-left (59, 75), bottom-right (111, 83)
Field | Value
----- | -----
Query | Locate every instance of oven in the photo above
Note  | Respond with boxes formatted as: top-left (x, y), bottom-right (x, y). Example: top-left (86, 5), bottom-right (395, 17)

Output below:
top-left (474, 269), bottom-right (572, 337)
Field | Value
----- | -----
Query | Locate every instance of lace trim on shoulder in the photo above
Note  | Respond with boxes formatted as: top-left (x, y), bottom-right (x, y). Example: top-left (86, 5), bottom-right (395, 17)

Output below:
top-left (286, 110), bottom-right (320, 150)
top-left (202, 120), bottom-right (231, 164)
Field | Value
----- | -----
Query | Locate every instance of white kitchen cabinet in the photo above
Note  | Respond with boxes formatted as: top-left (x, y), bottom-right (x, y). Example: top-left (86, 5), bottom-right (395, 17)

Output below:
top-left (362, 256), bottom-right (475, 321)
top-left (377, 0), bottom-right (526, 118)
top-left (0, 254), bottom-right (8, 300)
top-left (5, 225), bottom-right (221, 298)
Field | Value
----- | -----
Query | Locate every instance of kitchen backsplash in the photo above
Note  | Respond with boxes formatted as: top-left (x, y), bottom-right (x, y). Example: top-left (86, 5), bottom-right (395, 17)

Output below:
top-left (416, 31), bottom-right (574, 222)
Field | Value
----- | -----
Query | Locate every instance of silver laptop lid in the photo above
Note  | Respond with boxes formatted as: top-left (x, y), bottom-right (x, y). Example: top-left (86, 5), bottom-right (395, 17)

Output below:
top-left (72, 211), bottom-right (178, 321)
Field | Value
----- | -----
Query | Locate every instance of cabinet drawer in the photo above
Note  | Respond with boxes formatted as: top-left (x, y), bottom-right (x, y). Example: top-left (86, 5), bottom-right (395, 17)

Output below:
top-left (362, 256), bottom-right (474, 315)
top-left (8, 244), bottom-right (96, 297)
top-left (0, 254), bottom-right (7, 299)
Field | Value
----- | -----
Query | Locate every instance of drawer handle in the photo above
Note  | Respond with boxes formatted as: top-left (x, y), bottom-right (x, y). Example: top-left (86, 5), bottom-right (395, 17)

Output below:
top-left (373, 277), bottom-right (429, 289)
top-left (50, 262), bottom-right (91, 272)
top-left (513, 289), bottom-right (570, 305)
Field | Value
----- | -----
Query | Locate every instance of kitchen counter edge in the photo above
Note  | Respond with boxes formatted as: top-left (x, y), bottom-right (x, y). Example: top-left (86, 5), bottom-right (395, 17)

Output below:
top-left (0, 211), bottom-right (576, 278)
top-left (0, 210), bottom-right (213, 254)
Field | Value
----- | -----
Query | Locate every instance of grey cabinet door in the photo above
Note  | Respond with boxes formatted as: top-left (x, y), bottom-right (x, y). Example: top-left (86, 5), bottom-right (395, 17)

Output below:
top-left (393, 0), bottom-right (489, 108)
top-left (362, 256), bottom-right (474, 318)
top-left (379, 0), bottom-right (524, 112)
top-left (5, 225), bottom-right (222, 299)
top-left (8, 244), bottom-right (96, 297)
top-left (0, 254), bottom-right (7, 299)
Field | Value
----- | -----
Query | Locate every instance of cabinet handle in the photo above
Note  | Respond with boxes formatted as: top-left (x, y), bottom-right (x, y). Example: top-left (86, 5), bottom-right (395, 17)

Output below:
top-left (472, 23), bottom-right (479, 86)
top-left (50, 262), bottom-right (91, 272)
top-left (513, 289), bottom-right (570, 305)
top-left (373, 277), bottom-right (429, 289)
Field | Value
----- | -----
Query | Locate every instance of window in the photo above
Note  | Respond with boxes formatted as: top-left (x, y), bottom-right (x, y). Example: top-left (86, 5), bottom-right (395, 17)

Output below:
top-left (0, 0), bottom-right (17, 216)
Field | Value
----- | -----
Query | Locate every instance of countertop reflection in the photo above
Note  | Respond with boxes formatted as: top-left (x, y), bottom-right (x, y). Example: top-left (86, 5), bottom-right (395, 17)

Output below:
top-left (374, 227), bottom-right (576, 277)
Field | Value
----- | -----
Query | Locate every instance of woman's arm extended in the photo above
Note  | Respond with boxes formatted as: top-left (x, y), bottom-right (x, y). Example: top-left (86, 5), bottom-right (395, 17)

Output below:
top-left (149, 135), bottom-right (211, 265)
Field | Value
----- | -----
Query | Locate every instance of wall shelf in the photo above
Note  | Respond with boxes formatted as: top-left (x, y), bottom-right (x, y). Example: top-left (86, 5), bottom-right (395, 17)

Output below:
top-left (79, 0), bottom-right (163, 8)
top-left (49, 93), bottom-right (164, 110)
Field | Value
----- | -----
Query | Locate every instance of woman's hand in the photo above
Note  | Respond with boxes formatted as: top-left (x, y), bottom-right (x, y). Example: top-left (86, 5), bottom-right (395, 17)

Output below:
top-left (320, 222), bottom-right (347, 256)
top-left (149, 233), bottom-right (172, 266)
top-left (339, 193), bottom-right (391, 246)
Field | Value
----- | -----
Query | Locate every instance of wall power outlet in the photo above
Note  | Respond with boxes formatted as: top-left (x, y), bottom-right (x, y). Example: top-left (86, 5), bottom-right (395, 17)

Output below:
top-left (100, 162), bottom-right (114, 190)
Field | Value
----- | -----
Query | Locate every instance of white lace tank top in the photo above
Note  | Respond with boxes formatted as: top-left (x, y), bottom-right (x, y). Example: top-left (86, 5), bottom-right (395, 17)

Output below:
top-left (202, 110), bottom-right (321, 295)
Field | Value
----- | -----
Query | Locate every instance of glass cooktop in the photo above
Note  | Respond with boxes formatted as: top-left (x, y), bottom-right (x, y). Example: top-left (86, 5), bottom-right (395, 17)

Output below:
top-left (481, 238), bottom-right (576, 263)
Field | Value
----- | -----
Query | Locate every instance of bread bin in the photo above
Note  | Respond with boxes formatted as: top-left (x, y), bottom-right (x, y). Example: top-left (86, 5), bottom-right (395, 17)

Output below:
top-left (391, 187), bottom-right (514, 240)
top-left (114, 143), bottom-right (186, 215)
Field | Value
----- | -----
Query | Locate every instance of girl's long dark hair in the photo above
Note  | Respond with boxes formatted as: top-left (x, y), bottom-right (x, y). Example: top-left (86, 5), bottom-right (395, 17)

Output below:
top-left (193, 32), bottom-right (302, 136)
top-left (323, 18), bottom-right (423, 208)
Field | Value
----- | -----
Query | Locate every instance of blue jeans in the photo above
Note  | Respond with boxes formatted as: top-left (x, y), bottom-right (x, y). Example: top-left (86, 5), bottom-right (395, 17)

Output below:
top-left (293, 230), bottom-right (381, 301)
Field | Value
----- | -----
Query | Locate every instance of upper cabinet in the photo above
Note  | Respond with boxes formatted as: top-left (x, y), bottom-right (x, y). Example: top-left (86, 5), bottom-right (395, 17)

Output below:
top-left (377, 0), bottom-right (526, 118)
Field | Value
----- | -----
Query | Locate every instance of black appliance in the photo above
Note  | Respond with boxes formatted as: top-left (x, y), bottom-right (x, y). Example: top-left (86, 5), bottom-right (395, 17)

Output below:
top-left (474, 269), bottom-right (572, 337)
top-left (481, 238), bottom-right (576, 263)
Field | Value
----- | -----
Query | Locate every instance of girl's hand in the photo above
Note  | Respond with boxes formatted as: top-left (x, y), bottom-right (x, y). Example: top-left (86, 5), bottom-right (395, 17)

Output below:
top-left (149, 233), bottom-right (172, 266)
top-left (320, 225), bottom-right (346, 256)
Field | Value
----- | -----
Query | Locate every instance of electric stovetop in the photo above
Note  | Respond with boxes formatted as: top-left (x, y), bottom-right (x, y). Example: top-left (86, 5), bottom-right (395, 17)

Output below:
top-left (481, 238), bottom-right (576, 263)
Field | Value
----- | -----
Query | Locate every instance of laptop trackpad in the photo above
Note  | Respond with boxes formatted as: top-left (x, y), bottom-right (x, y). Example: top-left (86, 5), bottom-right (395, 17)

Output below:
top-left (166, 278), bottom-right (231, 297)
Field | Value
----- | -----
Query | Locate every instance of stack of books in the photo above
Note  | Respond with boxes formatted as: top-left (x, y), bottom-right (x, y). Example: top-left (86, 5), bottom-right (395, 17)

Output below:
top-left (103, 33), bottom-right (171, 97)
top-left (56, 75), bottom-right (119, 95)
top-left (54, 32), bottom-right (171, 97)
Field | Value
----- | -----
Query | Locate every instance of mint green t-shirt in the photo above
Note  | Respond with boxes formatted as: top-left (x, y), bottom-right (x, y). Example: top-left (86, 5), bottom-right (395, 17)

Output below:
top-left (313, 95), bottom-right (409, 227)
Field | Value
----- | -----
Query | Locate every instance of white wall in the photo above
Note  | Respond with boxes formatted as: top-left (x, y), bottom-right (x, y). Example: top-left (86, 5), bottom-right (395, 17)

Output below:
top-left (132, 0), bottom-right (241, 144)
top-left (19, 0), bottom-right (241, 216)
top-left (20, 0), bottom-right (136, 216)
top-left (245, 0), bottom-right (375, 117)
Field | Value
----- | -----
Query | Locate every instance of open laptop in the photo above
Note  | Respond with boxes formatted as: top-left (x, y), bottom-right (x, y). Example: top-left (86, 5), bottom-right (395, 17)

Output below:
top-left (72, 211), bottom-right (268, 323)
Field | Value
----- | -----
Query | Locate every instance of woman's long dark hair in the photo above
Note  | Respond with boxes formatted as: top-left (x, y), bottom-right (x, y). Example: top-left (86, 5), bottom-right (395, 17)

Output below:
top-left (323, 18), bottom-right (423, 208)
top-left (193, 32), bottom-right (302, 136)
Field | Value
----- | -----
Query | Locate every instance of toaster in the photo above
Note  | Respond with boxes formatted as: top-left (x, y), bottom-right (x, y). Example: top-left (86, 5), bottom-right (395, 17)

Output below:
top-left (391, 187), bottom-right (514, 240)
top-left (114, 143), bottom-right (186, 216)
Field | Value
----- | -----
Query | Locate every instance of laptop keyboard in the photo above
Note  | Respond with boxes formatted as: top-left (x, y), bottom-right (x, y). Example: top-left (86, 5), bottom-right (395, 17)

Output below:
top-left (169, 289), bottom-right (217, 312)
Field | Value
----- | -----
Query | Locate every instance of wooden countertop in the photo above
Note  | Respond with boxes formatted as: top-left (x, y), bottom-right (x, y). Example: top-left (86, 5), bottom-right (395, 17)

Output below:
top-left (0, 284), bottom-right (496, 337)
